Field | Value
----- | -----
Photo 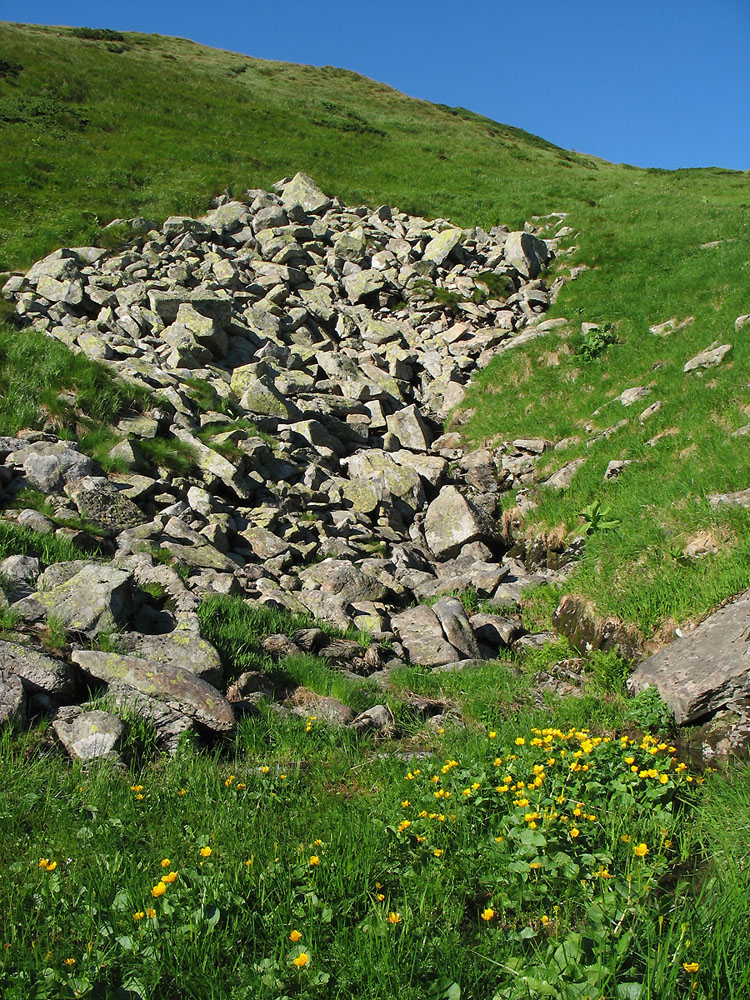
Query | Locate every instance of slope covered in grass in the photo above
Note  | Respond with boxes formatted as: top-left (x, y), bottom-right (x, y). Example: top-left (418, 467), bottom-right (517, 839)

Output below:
top-left (1, 20), bottom-right (749, 638)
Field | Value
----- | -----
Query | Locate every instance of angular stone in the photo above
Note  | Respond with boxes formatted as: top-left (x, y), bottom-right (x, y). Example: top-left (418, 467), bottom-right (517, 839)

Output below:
top-left (64, 477), bottom-right (147, 533)
top-left (0, 639), bottom-right (76, 697)
top-left (343, 269), bottom-right (385, 304)
top-left (0, 669), bottom-right (26, 729)
top-left (627, 590), bottom-right (750, 723)
top-left (386, 404), bottom-right (433, 452)
top-left (683, 344), bottom-right (732, 373)
top-left (71, 649), bottom-right (235, 736)
top-left (350, 703), bottom-right (395, 735)
top-left (470, 613), bottom-right (522, 649)
top-left (431, 597), bottom-right (481, 660)
top-left (391, 605), bottom-right (461, 667)
top-left (285, 686), bottom-right (355, 726)
top-left (237, 374), bottom-right (302, 421)
top-left (53, 709), bottom-right (124, 762)
top-left (423, 228), bottom-right (463, 265)
top-left (543, 458), bottom-right (586, 491)
top-left (13, 564), bottom-right (136, 637)
top-left (280, 173), bottom-right (332, 214)
top-left (134, 631), bottom-right (223, 687)
top-left (7, 441), bottom-right (95, 493)
top-left (503, 232), bottom-right (549, 279)
top-left (424, 486), bottom-right (498, 560)
top-left (298, 559), bottom-right (389, 603)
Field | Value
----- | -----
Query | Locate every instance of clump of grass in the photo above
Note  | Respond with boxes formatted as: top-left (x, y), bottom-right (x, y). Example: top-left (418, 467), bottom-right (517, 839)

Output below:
top-left (69, 27), bottom-right (125, 42)
top-left (139, 435), bottom-right (198, 477)
top-left (0, 521), bottom-right (97, 566)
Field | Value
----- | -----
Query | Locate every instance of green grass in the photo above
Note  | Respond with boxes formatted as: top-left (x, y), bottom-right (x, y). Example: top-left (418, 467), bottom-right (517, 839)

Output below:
top-left (0, 519), bottom-right (99, 565)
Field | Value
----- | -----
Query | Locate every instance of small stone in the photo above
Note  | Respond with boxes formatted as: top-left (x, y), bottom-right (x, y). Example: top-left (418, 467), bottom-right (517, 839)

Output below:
top-left (53, 709), bottom-right (124, 762)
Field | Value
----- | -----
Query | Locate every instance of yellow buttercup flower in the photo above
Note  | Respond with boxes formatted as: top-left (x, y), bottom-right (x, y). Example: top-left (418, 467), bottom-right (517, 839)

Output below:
top-left (133, 911), bottom-right (145, 921)
top-left (162, 871), bottom-right (178, 884)
top-left (289, 929), bottom-right (302, 942)
top-left (309, 855), bottom-right (320, 866)
top-left (199, 846), bottom-right (212, 858)
top-left (145, 907), bottom-right (156, 919)
top-left (64, 958), bottom-right (76, 966)
top-left (634, 843), bottom-right (649, 858)
top-left (293, 952), bottom-right (309, 967)
top-left (387, 912), bottom-right (402, 924)
top-left (151, 881), bottom-right (166, 898)
top-left (683, 962), bottom-right (699, 973)
top-left (178, 788), bottom-right (186, 796)
top-left (570, 828), bottom-right (580, 838)
top-left (480, 907), bottom-right (494, 921)
top-left (160, 858), bottom-right (170, 868)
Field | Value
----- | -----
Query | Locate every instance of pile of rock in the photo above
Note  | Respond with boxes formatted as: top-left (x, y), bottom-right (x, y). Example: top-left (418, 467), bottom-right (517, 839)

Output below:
top-left (0, 174), bottom-right (581, 759)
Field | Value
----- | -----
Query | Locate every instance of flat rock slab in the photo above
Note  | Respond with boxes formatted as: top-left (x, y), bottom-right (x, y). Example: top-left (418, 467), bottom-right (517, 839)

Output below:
top-left (14, 564), bottom-right (136, 637)
top-left (628, 589), bottom-right (750, 723)
top-left (391, 605), bottom-right (461, 666)
top-left (53, 709), bottom-right (124, 762)
top-left (71, 649), bottom-right (235, 736)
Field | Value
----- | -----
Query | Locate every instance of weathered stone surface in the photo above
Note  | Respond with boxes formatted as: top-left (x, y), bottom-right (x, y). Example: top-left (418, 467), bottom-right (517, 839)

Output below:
top-left (504, 231), bottom-right (549, 278)
top-left (391, 605), bottom-right (461, 666)
top-left (64, 477), bottom-right (147, 533)
top-left (7, 441), bottom-right (95, 493)
top-left (298, 559), bottom-right (389, 603)
top-left (0, 668), bottom-right (26, 729)
top-left (0, 554), bottom-right (40, 600)
top-left (350, 703), bottom-right (395, 735)
top-left (14, 564), bottom-right (136, 637)
top-left (285, 686), bottom-right (355, 725)
top-left (423, 228), bottom-right (463, 265)
top-left (628, 590), bottom-right (750, 724)
top-left (280, 173), bottom-right (332, 214)
top-left (543, 458), bottom-right (586, 491)
top-left (53, 709), bottom-right (124, 762)
top-left (424, 486), bottom-right (498, 560)
top-left (386, 404), bottom-right (433, 452)
top-left (431, 597), bottom-right (481, 660)
top-left (71, 649), bottom-right (235, 736)
top-left (134, 631), bottom-right (223, 687)
top-left (0, 639), bottom-right (76, 697)
top-left (683, 344), bottom-right (732, 373)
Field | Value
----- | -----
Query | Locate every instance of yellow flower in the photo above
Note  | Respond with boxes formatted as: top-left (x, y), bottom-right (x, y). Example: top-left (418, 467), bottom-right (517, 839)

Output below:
top-left (529, 861), bottom-right (542, 870)
top-left (178, 788), bottom-right (186, 796)
top-left (624, 756), bottom-right (635, 765)
top-left (135, 794), bottom-right (144, 800)
top-left (386, 912), bottom-right (402, 924)
top-left (433, 849), bottom-right (444, 857)
top-left (280, 774), bottom-right (287, 780)
top-left (541, 914), bottom-right (550, 926)
top-left (659, 774), bottom-right (669, 784)
top-left (488, 731), bottom-right (497, 739)
top-left (289, 929), bottom-right (302, 942)
top-left (236, 783), bottom-right (246, 790)
top-left (160, 858), bottom-right (170, 867)
top-left (293, 952), bottom-right (309, 967)
top-left (133, 911), bottom-right (145, 921)
top-left (309, 855), bottom-right (320, 866)
top-left (515, 737), bottom-right (526, 746)
top-left (570, 828), bottom-right (580, 838)
top-left (494, 836), bottom-right (504, 843)
top-left (162, 871), bottom-right (178, 884)
top-left (44, 861), bottom-right (57, 872)
top-left (634, 843), bottom-right (649, 858)
top-left (480, 907), bottom-right (495, 921)
top-left (151, 881), bottom-right (167, 898)
top-left (130, 784), bottom-right (143, 792)
top-left (224, 775), bottom-right (235, 786)
top-left (621, 834), bottom-right (632, 843)
top-left (376, 892), bottom-right (385, 901)
top-left (683, 962), bottom-right (700, 973)
top-left (146, 907), bottom-right (156, 919)
top-left (64, 958), bottom-right (76, 966)
top-left (401, 800), bottom-right (410, 808)
top-left (261, 765), bottom-right (270, 774)
top-left (199, 846), bottom-right (212, 858)
top-left (314, 839), bottom-right (323, 846)
top-left (397, 820), bottom-right (411, 832)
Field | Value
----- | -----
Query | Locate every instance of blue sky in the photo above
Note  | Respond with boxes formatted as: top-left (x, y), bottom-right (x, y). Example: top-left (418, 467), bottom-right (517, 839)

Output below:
top-left (6, 0), bottom-right (749, 170)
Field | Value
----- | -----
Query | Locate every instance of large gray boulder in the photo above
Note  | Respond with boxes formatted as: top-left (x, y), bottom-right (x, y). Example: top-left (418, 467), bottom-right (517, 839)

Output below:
top-left (391, 605), bottom-right (462, 667)
top-left (503, 232), bottom-right (549, 279)
top-left (298, 559), bottom-right (389, 604)
top-left (13, 564), bottom-right (137, 637)
top-left (627, 589), bottom-right (750, 723)
top-left (424, 486), bottom-right (498, 560)
top-left (280, 173), bottom-right (332, 215)
top-left (386, 404), bottom-right (433, 452)
top-left (64, 477), bottom-right (147, 533)
top-left (0, 669), bottom-right (26, 729)
top-left (134, 631), bottom-right (223, 688)
top-left (71, 650), bottom-right (235, 736)
top-left (431, 597), bottom-right (481, 660)
top-left (7, 441), bottom-right (95, 493)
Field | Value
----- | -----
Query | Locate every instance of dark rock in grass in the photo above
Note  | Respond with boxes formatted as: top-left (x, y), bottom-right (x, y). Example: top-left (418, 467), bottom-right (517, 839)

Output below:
top-left (64, 476), bottom-right (148, 534)
top-left (627, 589), bottom-right (750, 724)
top-left (0, 668), bottom-right (26, 728)
top-left (431, 597), bottom-right (481, 660)
top-left (71, 649), bottom-right (235, 737)
top-left (53, 708), bottom-right (124, 763)
top-left (350, 704), bottom-right (395, 736)
top-left (553, 594), bottom-right (642, 662)
top-left (0, 638), bottom-right (76, 698)
top-left (470, 613), bottom-right (523, 650)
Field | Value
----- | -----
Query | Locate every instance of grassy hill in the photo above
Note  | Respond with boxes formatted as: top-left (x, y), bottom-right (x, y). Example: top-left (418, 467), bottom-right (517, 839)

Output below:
top-left (1, 21), bottom-right (749, 640)
top-left (1, 23), bottom-right (750, 1000)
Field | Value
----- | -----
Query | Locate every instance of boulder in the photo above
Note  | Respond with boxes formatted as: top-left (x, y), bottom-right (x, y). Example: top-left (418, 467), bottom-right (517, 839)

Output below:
top-left (280, 173), bottom-right (332, 215)
top-left (0, 669), bottom-right (26, 729)
top-left (134, 631), bottom-right (224, 687)
top-left (13, 563), bottom-right (137, 637)
top-left (71, 649), bottom-right (235, 736)
top-left (683, 344), bottom-right (732, 373)
top-left (298, 559), bottom-right (389, 603)
top-left (64, 477), bottom-right (147, 533)
top-left (0, 639), bottom-right (76, 698)
top-left (391, 605), bottom-right (461, 666)
top-left (386, 404), bottom-right (433, 452)
top-left (627, 590), bottom-right (750, 724)
top-left (424, 486), bottom-right (498, 560)
top-left (53, 709), bottom-right (124, 762)
top-left (503, 232), bottom-right (549, 279)
top-left (285, 686), bottom-right (355, 726)
top-left (6, 441), bottom-right (95, 493)
top-left (423, 228), bottom-right (463, 266)
top-left (431, 597), bottom-right (481, 660)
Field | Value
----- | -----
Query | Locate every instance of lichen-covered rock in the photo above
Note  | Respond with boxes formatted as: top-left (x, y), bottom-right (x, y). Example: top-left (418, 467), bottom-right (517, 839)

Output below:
top-left (431, 596), bottom-right (481, 660)
top-left (503, 231), bottom-right (549, 278)
top-left (0, 668), bottom-right (26, 729)
top-left (280, 172), bottom-right (332, 214)
top-left (53, 709), bottom-right (124, 762)
top-left (6, 441), bottom-right (95, 493)
top-left (391, 605), bottom-right (461, 666)
top-left (64, 477), bottom-right (147, 533)
top-left (71, 649), bottom-right (235, 736)
top-left (13, 564), bottom-right (137, 637)
top-left (424, 486), bottom-right (498, 560)
top-left (0, 639), bottom-right (76, 697)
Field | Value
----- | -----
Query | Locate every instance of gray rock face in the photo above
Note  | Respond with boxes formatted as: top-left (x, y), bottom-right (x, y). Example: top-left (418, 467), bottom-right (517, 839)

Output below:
top-left (627, 589), bottom-right (750, 723)
top-left (280, 172), bottom-right (332, 214)
top-left (431, 597), bottom-right (481, 660)
top-left (386, 404), bottom-right (433, 452)
top-left (7, 441), bottom-right (95, 493)
top-left (683, 344), bottom-right (732, 373)
top-left (53, 709), bottom-right (124, 762)
top-left (503, 232), bottom-right (549, 278)
top-left (71, 649), bottom-right (235, 736)
top-left (134, 631), bottom-right (224, 687)
top-left (299, 560), bottom-right (389, 604)
top-left (14, 564), bottom-right (136, 637)
top-left (391, 605), bottom-right (461, 666)
top-left (0, 669), bottom-right (26, 729)
top-left (424, 486), bottom-right (497, 560)
top-left (64, 477), bottom-right (147, 533)
top-left (0, 639), bottom-right (76, 697)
